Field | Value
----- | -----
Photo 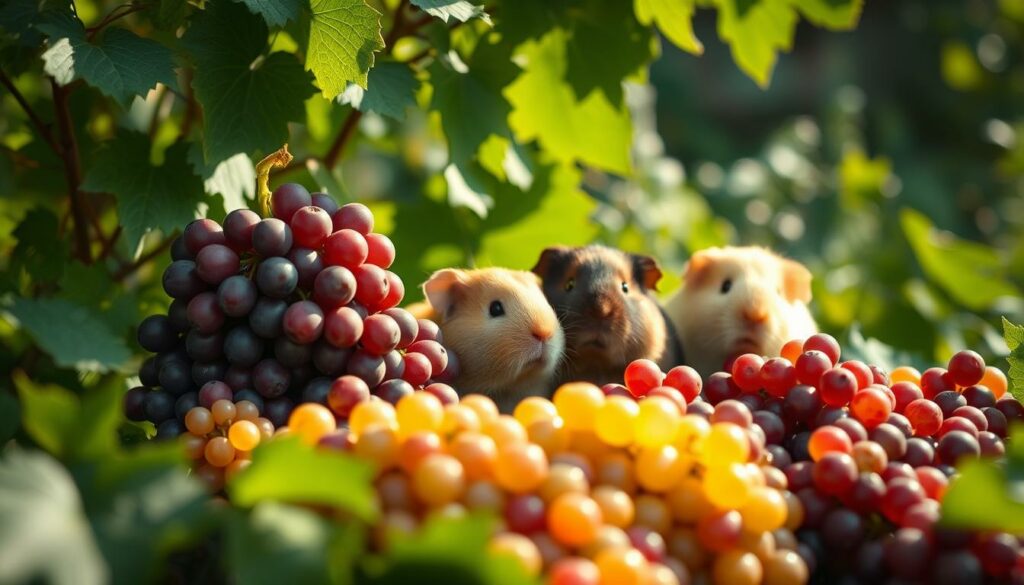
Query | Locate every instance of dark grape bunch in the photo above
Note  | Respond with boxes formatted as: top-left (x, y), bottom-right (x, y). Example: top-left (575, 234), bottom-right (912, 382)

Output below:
top-left (126, 184), bottom-right (459, 461)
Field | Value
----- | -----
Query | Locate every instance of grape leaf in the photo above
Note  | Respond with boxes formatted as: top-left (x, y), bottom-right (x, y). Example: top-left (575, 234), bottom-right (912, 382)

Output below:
top-left (37, 12), bottom-right (177, 107)
top-left (411, 0), bottom-right (491, 24)
top-left (711, 0), bottom-right (798, 88)
top-left (82, 132), bottom-right (205, 250)
top-left (941, 459), bottom-right (1024, 532)
top-left (506, 28), bottom-right (632, 175)
top-left (0, 391), bottom-right (19, 444)
top-left (796, 0), bottom-right (864, 29)
top-left (6, 298), bottom-right (131, 372)
top-left (564, 0), bottom-right (655, 104)
top-left (234, 0), bottom-right (302, 27)
top-left (11, 207), bottom-right (69, 285)
top-left (189, 145), bottom-right (256, 213)
top-left (634, 0), bottom-right (703, 55)
top-left (1004, 317), bottom-right (1024, 400)
top-left (444, 162), bottom-right (493, 218)
top-left (151, 0), bottom-right (188, 30)
top-left (228, 436), bottom-right (377, 520)
top-left (900, 208), bottom-right (1021, 310)
top-left (339, 61), bottom-right (420, 121)
top-left (307, 0), bottom-right (384, 97)
top-left (182, 1), bottom-right (315, 163)
top-left (0, 449), bottom-right (107, 585)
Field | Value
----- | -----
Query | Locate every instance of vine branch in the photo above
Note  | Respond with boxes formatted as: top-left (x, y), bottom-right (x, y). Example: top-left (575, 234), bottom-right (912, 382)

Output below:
top-left (113, 235), bottom-right (174, 281)
top-left (86, 3), bottom-right (150, 39)
top-left (323, 110), bottom-right (363, 171)
top-left (52, 80), bottom-right (92, 264)
top-left (0, 69), bottom-right (60, 155)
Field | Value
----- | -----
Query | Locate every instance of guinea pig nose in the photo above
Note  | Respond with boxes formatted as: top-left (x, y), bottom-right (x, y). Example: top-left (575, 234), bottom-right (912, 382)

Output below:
top-left (743, 305), bottom-right (769, 324)
top-left (532, 324), bottom-right (553, 342)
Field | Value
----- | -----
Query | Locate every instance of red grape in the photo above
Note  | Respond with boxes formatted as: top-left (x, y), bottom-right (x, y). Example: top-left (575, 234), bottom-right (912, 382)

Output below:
top-left (195, 244), bottom-right (239, 285)
top-left (624, 359), bottom-right (664, 397)
top-left (947, 350), bottom-right (985, 387)
top-left (223, 209), bottom-right (259, 251)
top-left (881, 478), bottom-right (925, 524)
top-left (904, 398), bottom-right (943, 437)
top-left (936, 430), bottom-right (980, 466)
top-left (731, 353), bottom-right (765, 393)
top-left (327, 376), bottom-right (370, 418)
top-left (353, 264), bottom-right (390, 307)
top-left (804, 333), bottom-right (841, 365)
top-left (711, 399), bottom-right (753, 428)
top-left (401, 352), bottom-right (433, 386)
top-left (283, 300), bottom-right (324, 344)
top-left (271, 183), bottom-right (311, 222)
top-left (696, 510), bottom-right (742, 552)
top-left (290, 206), bottom-right (332, 249)
top-left (361, 314), bottom-right (401, 356)
top-left (324, 306), bottom-right (363, 348)
top-left (323, 229), bottom-right (368, 268)
top-left (183, 218), bottom-right (225, 255)
top-left (920, 367), bottom-right (954, 398)
top-left (890, 382), bottom-right (923, 413)
top-left (840, 360), bottom-right (873, 390)
top-left (332, 203), bottom-right (374, 234)
top-left (407, 340), bottom-right (449, 375)
top-left (365, 233), bottom-right (396, 268)
top-left (662, 365), bottom-right (702, 402)
top-left (850, 387), bottom-right (892, 428)
top-left (313, 266), bottom-right (357, 309)
top-left (760, 357), bottom-right (797, 398)
top-left (819, 367), bottom-right (857, 407)
top-left (813, 452), bottom-right (858, 496)
top-left (795, 350), bottom-right (831, 386)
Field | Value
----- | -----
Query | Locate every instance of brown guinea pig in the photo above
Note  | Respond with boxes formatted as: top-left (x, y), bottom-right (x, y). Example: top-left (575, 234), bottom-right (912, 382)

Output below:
top-left (420, 268), bottom-right (565, 413)
top-left (532, 245), bottom-right (684, 387)
top-left (663, 246), bottom-right (818, 378)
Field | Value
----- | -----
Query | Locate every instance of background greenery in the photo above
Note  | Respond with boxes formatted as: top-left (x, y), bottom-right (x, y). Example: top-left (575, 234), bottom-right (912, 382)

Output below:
top-left (0, 0), bottom-right (1022, 582)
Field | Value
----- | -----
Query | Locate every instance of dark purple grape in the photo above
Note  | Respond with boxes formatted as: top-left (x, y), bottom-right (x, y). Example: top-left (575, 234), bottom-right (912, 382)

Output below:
top-left (753, 411), bottom-right (785, 445)
top-left (846, 472), bottom-right (885, 514)
top-left (311, 192), bottom-right (339, 215)
top-left (217, 275), bottom-right (257, 317)
top-left (224, 326), bottom-right (264, 368)
top-left (249, 297), bottom-right (287, 338)
top-left (788, 431), bottom-right (811, 462)
top-left (124, 387), bottom-right (148, 421)
top-left (301, 377), bottom-right (332, 405)
top-left (139, 356), bottom-right (160, 387)
top-left (223, 208), bottom-right (260, 251)
top-left (331, 202), bottom-right (373, 234)
top-left (191, 361), bottom-right (227, 386)
top-left (931, 550), bottom-right (983, 585)
top-left (170, 235), bottom-right (191, 260)
top-left (902, 437), bottom-right (935, 467)
top-left (960, 385), bottom-right (996, 409)
top-left (814, 405), bottom-right (849, 428)
top-left (361, 314), bottom-right (400, 356)
top-left (287, 247), bottom-right (323, 290)
top-left (155, 418), bottom-right (185, 440)
top-left (433, 347), bottom-right (459, 383)
top-left (936, 430), bottom-right (980, 466)
top-left (198, 381), bottom-right (233, 408)
top-left (414, 318), bottom-right (441, 343)
top-left (195, 244), bottom-right (239, 285)
top-left (186, 292), bottom-right (224, 334)
top-left (347, 350), bottom-right (385, 388)
top-left (783, 384), bottom-right (821, 423)
top-left (349, 301), bottom-right (370, 320)
top-left (382, 308), bottom-right (419, 350)
top-left (735, 393), bottom-right (763, 413)
top-left (253, 359), bottom-right (291, 398)
top-left (271, 183), bottom-right (312, 222)
top-left (982, 407), bottom-right (1008, 437)
top-left (821, 508), bottom-right (865, 551)
top-left (253, 218), bottom-right (294, 257)
top-left (869, 423), bottom-right (907, 461)
top-left (290, 365), bottom-right (315, 390)
top-left (137, 314), bottom-right (178, 352)
top-left (174, 391), bottom-right (199, 421)
top-left (313, 266), bottom-right (357, 309)
top-left (233, 389), bottom-right (265, 413)
top-left (883, 528), bottom-right (931, 580)
top-left (853, 540), bottom-right (885, 582)
top-left (886, 412), bottom-right (914, 437)
top-left (785, 461), bottom-right (814, 491)
top-left (383, 350), bottom-right (404, 380)
top-left (996, 397), bottom-right (1024, 423)
top-left (167, 299), bottom-right (190, 332)
top-left (162, 260), bottom-right (206, 299)
top-left (686, 400), bottom-right (713, 420)
top-left (158, 358), bottom-right (194, 395)
top-left (224, 366), bottom-right (252, 391)
top-left (156, 349), bottom-right (189, 371)
top-left (186, 329), bottom-right (223, 362)
top-left (974, 532), bottom-right (1018, 578)
top-left (144, 390), bottom-right (175, 423)
top-left (183, 219), bottom-right (225, 255)
top-left (933, 390), bottom-right (967, 418)
top-left (264, 397), bottom-right (294, 428)
top-left (256, 257), bottom-right (298, 298)
top-left (766, 444), bottom-right (792, 469)
top-left (312, 341), bottom-right (350, 376)
top-left (978, 431), bottom-right (1005, 457)
top-left (274, 337), bottom-right (312, 368)
top-left (813, 453), bottom-right (857, 496)
top-left (374, 379), bottom-right (414, 405)
top-left (796, 487), bottom-right (832, 528)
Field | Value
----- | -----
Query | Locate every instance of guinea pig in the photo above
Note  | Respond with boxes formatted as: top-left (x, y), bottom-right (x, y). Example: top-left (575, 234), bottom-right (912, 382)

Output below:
top-left (531, 245), bottom-right (684, 387)
top-left (663, 246), bottom-right (818, 378)
top-left (419, 268), bottom-right (565, 413)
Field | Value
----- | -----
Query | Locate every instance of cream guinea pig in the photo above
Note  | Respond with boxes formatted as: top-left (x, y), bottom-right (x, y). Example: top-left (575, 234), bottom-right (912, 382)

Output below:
top-left (664, 246), bottom-right (818, 378)
top-left (418, 268), bottom-right (565, 413)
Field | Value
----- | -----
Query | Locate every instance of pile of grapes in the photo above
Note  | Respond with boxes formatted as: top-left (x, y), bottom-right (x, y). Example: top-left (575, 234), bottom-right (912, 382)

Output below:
top-left (124, 182), bottom-right (458, 487)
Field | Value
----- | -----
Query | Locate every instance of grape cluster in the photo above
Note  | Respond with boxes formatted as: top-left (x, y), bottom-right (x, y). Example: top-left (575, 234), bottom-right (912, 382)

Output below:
top-left (127, 183), bottom-right (458, 446)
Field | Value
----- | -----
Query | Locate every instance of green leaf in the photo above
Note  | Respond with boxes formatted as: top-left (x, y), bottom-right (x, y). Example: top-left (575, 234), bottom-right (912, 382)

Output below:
top-left (11, 207), bottom-right (69, 285)
top-left (228, 436), bottom-right (378, 520)
top-left (183, 1), bottom-right (315, 163)
top-left (0, 392), bottom-right (19, 444)
top-left (444, 162), bottom-right (493, 218)
top-left (900, 208), bottom-right (1021, 310)
top-left (339, 61), bottom-right (420, 121)
top-left (0, 448), bottom-right (108, 585)
top-left (189, 145), bottom-right (256, 213)
top-left (1003, 317), bottom-right (1024, 400)
top-left (307, 0), bottom-right (384, 97)
top-left (795, 0), bottom-right (864, 29)
top-left (82, 132), bottom-right (205, 251)
top-left (838, 149), bottom-right (892, 210)
top-left (941, 459), bottom-right (1024, 532)
top-left (37, 12), bottom-right (177, 106)
top-left (634, 0), bottom-right (704, 55)
top-left (234, 0), bottom-right (302, 27)
top-left (411, 0), bottom-right (491, 24)
top-left (152, 0), bottom-right (188, 30)
top-left (711, 0), bottom-right (798, 88)
top-left (506, 28), bottom-right (632, 175)
top-left (6, 298), bottom-right (131, 372)
top-left (564, 0), bottom-right (655, 104)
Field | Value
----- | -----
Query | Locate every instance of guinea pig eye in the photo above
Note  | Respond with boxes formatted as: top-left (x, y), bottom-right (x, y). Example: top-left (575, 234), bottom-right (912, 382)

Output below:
top-left (488, 301), bottom-right (505, 318)
top-left (620, 281), bottom-right (629, 293)
top-left (720, 279), bottom-right (733, 294)
top-left (564, 278), bottom-right (575, 292)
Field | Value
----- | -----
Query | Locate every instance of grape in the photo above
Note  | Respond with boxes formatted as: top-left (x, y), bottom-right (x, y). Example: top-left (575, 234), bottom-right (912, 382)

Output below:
top-left (183, 219), bottom-right (225, 255)
top-left (378, 271), bottom-right (405, 310)
top-left (783, 384), bottom-right (822, 424)
top-left (137, 315), bottom-right (178, 353)
top-left (347, 349), bottom-right (386, 387)
top-left (167, 299), bottom-right (190, 332)
top-left (263, 397), bottom-right (294, 428)
top-left (760, 357), bottom-right (797, 398)
top-left (795, 350), bottom-right (831, 386)
top-left (821, 508), bottom-right (865, 551)
top-left (705, 422), bottom-right (750, 465)
top-left (287, 247), bottom-right (324, 289)
top-left (323, 229), bottom-right (368, 268)
top-left (211, 399), bottom-right (237, 426)
top-left (271, 183), bottom-right (311, 221)
top-left (812, 452), bottom-right (857, 495)
top-left (400, 352), bottom-right (432, 387)
top-left (332, 203), bottom-right (374, 234)
top-left (795, 487), bottom-right (831, 527)
top-left (253, 359), bottom-right (290, 398)
top-left (185, 406), bottom-right (215, 435)
top-left (412, 453), bottom-right (465, 506)
top-left (323, 306), bottom-right (363, 348)
top-left (223, 209), bottom-right (259, 251)
top-left (697, 509), bottom-right (742, 552)
top-left (974, 532), bottom-right (1018, 577)
top-left (159, 358), bottom-right (194, 395)
top-left (920, 367), bottom-right (954, 398)
top-left (936, 429), bottom-right (980, 465)
top-left (299, 377), bottom-right (331, 405)
top-left (361, 314), bottom-right (401, 355)
top-left (186, 292), bottom-right (224, 334)
top-left (249, 297), bottom-right (287, 339)
top-left (217, 275), bottom-right (257, 317)
top-left (881, 478), bottom-right (926, 524)
top-left (313, 266), bottom-right (357, 309)
top-left (868, 423), bottom-right (907, 461)
top-left (170, 235), bottom-right (191, 260)
top-left (731, 353), bottom-right (765, 393)
top-left (191, 362), bottom-right (225, 386)
top-left (414, 318), bottom-right (441, 343)
top-left (881, 461), bottom-right (916, 484)
top-left (803, 333), bottom-right (841, 364)
top-left (947, 349), bottom-right (985, 387)
top-left (407, 340), bottom-right (449, 376)
top-left (819, 367), bottom-right (857, 407)
top-left (195, 244), bottom-right (239, 285)
top-left (352, 264), bottom-right (389, 306)
top-left (224, 326), bottom-right (264, 367)
top-left (290, 206), bottom-right (332, 249)
top-left (196, 381), bottom-right (231, 409)
top-left (504, 493), bottom-right (547, 535)
top-left (162, 260), bottom-right (206, 299)
top-left (850, 387), bottom-right (891, 428)
top-left (382, 350), bottom-right (404, 380)
top-left (753, 411), bottom-right (786, 445)
top-left (891, 381), bottom-right (923, 413)
top-left (282, 300), bottom-right (324, 344)
top-left (311, 192), bottom-right (339, 214)
top-left (996, 396), bottom-right (1024, 422)
top-left (312, 341), bottom-right (351, 376)
top-left (902, 436), bottom-right (935, 467)
top-left (156, 419), bottom-right (185, 440)
top-left (253, 218), bottom-right (293, 257)
top-left (846, 472), bottom-right (885, 513)
top-left (423, 383), bottom-right (458, 406)
top-left (489, 533), bottom-right (542, 577)
top-left (961, 385), bottom-right (996, 409)
top-left (933, 390), bottom-right (967, 418)
top-left (979, 431), bottom-right (1006, 457)
top-left (905, 398), bottom-right (943, 436)
top-left (808, 425), bottom-right (852, 460)
top-left (364, 233), bottom-right (396, 269)
top-left (980, 366), bottom-right (1009, 399)
top-left (711, 399), bottom-right (753, 428)
top-left (374, 379), bottom-right (415, 405)
top-left (840, 359), bottom-right (873, 390)
top-left (274, 337), bottom-right (311, 368)
top-left (938, 414), bottom-right (980, 439)
top-left (288, 403), bottom-right (336, 445)
top-left (660, 365), bottom-right (701, 402)
top-left (145, 390), bottom-right (176, 423)
top-left (124, 387), bottom-right (148, 421)
top-left (883, 528), bottom-right (931, 580)
top-left (931, 550), bottom-right (984, 585)
top-left (256, 257), bottom-right (298, 298)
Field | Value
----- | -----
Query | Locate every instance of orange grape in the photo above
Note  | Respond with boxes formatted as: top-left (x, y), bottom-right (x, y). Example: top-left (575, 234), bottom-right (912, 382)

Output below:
top-left (739, 487), bottom-right (788, 533)
top-left (780, 339), bottom-right (803, 364)
top-left (713, 550), bottom-right (763, 585)
top-left (235, 400), bottom-right (260, 422)
top-left (540, 463), bottom-right (589, 503)
top-left (494, 443), bottom-right (549, 494)
top-left (448, 431), bottom-right (498, 480)
top-left (354, 424), bottom-right (400, 470)
top-left (980, 366), bottom-right (1009, 398)
top-left (228, 420), bottom-right (261, 451)
top-left (489, 533), bottom-right (542, 577)
top-left (397, 431), bottom-right (443, 474)
top-left (568, 430), bottom-right (612, 462)
top-left (255, 417), bottom-right (275, 439)
top-left (592, 486), bottom-right (634, 528)
top-left (807, 425), bottom-right (853, 461)
top-left (396, 391), bottom-right (444, 435)
top-left (185, 406), bottom-right (215, 436)
top-left (851, 440), bottom-right (888, 473)
top-left (553, 383), bottom-right (605, 431)
top-left (527, 416), bottom-right (571, 456)
top-left (211, 399), bottom-right (237, 426)
top-left (703, 462), bottom-right (753, 509)
top-left (635, 445), bottom-right (687, 493)
top-left (889, 366), bottom-right (922, 386)
top-left (581, 526), bottom-right (631, 559)
top-left (782, 491), bottom-right (804, 531)
top-left (635, 396), bottom-right (680, 447)
top-left (762, 550), bottom-right (809, 585)
top-left (548, 493), bottom-right (603, 547)
top-left (224, 458), bottom-right (251, 482)
top-left (667, 476), bottom-right (715, 524)
top-left (634, 495), bottom-right (672, 535)
top-left (703, 423), bottom-right (750, 466)
top-left (181, 433), bottom-right (206, 460)
top-left (288, 403), bottom-right (337, 445)
top-left (412, 453), bottom-right (465, 507)
top-left (514, 396), bottom-right (558, 428)
top-left (204, 436), bottom-right (235, 467)
top-left (485, 415), bottom-right (528, 446)
top-left (461, 394), bottom-right (500, 427)
top-left (350, 400), bottom-right (397, 434)
top-left (442, 404), bottom-right (481, 435)
top-left (595, 453), bottom-right (637, 495)
top-left (647, 563), bottom-right (681, 585)
top-left (463, 480), bottom-right (506, 512)
top-left (194, 463), bottom-right (224, 492)
top-left (594, 396), bottom-right (639, 447)
top-left (594, 547), bottom-right (649, 585)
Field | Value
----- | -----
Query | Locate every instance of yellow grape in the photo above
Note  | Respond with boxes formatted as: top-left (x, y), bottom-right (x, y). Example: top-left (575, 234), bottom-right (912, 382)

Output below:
top-left (526, 416), bottom-right (571, 456)
top-left (349, 400), bottom-right (397, 435)
top-left (514, 396), bottom-right (558, 428)
top-left (675, 415), bottom-right (711, 455)
top-left (448, 431), bottom-right (498, 480)
top-left (553, 383), bottom-right (605, 431)
top-left (889, 366), bottom-right (921, 386)
top-left (211, 399), bottom-right (237, 426)
top-left (568, 430), bottom-right (612, 463)
top-left (412, 453), bottom-right (465, 507)
top-left (185, 407), bottom-right (215, 436)
top-left (461, 395), bottom-right (500, 427)
top-left (635, 396), bottom-right (680, 448)
top-left (488, 533), bottom-right (542, 577)
top-left (396, 391), bottom-right (444, 435)
top-left (592, 486), bottom-right (635, 528)
top-left (594, 547), bottom-right (649, 585)
top-left (228, 420), bottom-right (261, 451)
top-left (740, 530), bottom-right (776, 562)
top-left (594, 395), bottom-right (639, 447)
top-left (441, 404), bottom-right (481, 435)
top-left (494, 443), bottom-right (549, 494)
top-left (354, 424), bottom-right (400, 470)
top-left (740, 487), bottom-right (788, 534)
top-left (635, 445), bottom-right (687, 493)
top-left (703, 422), bottom-right (750, 467)
top-left (713, 550), bottom-right (763, 585)
top-left (463, 480), bottom-right (506, 512)
top-left (539, 463), bottom-right (590, 503)
top-left (204, 436), bottom-right (235, 467)
top-left (288, 403), bottom-right (337, 445)
top-left (703, 462), bottom-right (753, 509)
top-left (548, 493), bottom-right (603, 547)
top-left (235, 400), bottom-right (260, 422)
top-left (485, 415), bottom-right (528, 447)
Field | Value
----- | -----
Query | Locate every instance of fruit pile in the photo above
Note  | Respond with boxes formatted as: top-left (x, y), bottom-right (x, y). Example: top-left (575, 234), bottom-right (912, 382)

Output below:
top-left (125, 178), bottom-right (459, 490)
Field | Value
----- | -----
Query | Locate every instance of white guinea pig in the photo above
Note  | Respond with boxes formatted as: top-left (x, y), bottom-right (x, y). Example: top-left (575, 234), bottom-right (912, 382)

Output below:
top-left (664, 246), bottom-right (818, 378)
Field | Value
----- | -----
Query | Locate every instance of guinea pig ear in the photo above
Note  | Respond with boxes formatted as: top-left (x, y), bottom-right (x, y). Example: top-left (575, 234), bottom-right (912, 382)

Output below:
top-left (682, 249), bottom-right (716, 286)
top-left (631, 254), bottom-right (663, 291)
top-left (782, 259), bottom-right (813, 303)
top-left (531, 246), bottom-right (571, 278)
top-left (423, 269), bottom-right (467, 318)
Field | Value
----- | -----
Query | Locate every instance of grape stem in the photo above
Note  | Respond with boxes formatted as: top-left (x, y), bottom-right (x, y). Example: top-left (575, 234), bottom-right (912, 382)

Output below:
top-left (256, 145), bottom-right (294, 217)
top-left (0, 68), bottom-right (60, 156)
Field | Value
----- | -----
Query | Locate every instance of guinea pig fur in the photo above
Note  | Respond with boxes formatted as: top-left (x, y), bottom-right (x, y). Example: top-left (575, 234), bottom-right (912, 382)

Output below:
top-left (664, 246), bottom-right (818, 378)
top-left (421, 268), bottom-right (565, 413)
top-left (532, 245), bottom-right (684, 387)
